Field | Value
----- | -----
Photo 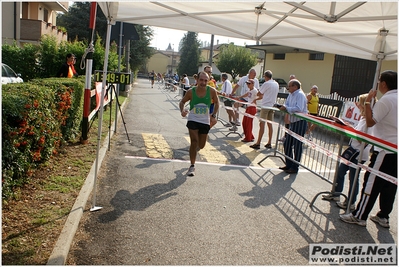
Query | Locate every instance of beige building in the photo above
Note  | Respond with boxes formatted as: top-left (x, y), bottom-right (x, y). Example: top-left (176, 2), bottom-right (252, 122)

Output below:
top-left (145, 43), bottom-right (181, 76)
top-left (146, 42), bottom-right (396, 97)
top-left (2, 2), bottom-right (69, 46)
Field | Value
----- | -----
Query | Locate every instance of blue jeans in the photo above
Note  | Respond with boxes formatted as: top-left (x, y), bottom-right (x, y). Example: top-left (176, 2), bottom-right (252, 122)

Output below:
top-left (334, 157), bottom-right (365, 204)
top-left (283, 120), bottom-right (307, 171)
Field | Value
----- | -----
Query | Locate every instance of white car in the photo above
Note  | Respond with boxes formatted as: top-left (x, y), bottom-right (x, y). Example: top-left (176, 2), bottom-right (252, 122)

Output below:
top-left (2, 63), bottom-right (23, 84)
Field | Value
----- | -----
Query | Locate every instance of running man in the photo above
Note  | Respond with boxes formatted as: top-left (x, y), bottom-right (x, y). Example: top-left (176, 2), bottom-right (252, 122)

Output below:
top-left (179, 71), bottom-right (219, 176)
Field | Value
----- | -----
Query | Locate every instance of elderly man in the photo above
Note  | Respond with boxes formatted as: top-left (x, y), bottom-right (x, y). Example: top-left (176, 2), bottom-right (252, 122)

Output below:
top-left (277, 79), bottom-right (308, 174)
top-left (250, 70), bottom-right (279, 149)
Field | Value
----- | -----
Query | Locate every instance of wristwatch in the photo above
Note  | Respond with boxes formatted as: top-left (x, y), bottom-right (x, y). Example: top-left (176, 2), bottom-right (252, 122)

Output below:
top-left (211, 114), bottom-right (216, 118)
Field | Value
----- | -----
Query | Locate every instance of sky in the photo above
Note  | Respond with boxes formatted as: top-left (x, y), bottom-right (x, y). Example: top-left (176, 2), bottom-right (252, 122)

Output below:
top-left (150, 26), bottom-right (257, 51)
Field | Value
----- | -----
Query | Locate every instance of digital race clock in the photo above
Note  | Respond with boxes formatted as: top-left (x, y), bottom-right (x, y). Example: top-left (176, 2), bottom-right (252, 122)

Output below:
top-left (94, 71), bottom-right (132, 85)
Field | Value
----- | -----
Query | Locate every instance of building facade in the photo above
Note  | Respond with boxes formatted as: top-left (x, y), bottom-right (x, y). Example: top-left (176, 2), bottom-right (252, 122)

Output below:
top-left (2, 2), bottom-right (69, 46)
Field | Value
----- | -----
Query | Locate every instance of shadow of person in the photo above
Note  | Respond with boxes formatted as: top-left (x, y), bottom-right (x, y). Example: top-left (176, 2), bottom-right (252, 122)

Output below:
top-left (98, 169), bottom-right (187, 223)
top-left (239, 170), bottom-right (295, 209)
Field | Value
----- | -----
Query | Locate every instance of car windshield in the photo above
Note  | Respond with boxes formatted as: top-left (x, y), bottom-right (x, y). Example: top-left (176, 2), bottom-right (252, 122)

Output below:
top-left (3, 64), bottom-right (17, 78)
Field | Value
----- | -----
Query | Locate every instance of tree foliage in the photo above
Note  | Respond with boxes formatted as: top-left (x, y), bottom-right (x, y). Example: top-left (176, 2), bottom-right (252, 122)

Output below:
top-left (57, 2), bottom-right (154, 74)
top-left (215, 44), bottom-right (258, 80)
top-left (56, 2), bottom-right (107, 43)
top-left (177, 32), bottom-right (200, 76)
top-left (129, 25), bottom-right (154, 73)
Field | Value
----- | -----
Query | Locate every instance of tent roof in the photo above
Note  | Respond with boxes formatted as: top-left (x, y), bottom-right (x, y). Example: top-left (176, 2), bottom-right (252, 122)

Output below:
top-left (99, 1), bottom-right (397, 61)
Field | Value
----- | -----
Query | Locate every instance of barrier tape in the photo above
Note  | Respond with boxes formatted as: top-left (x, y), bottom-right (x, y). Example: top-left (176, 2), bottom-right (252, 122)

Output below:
top-left (218, 95), bottom-right (397, 185)
top-left (167, 87), bottom-right (397, 185)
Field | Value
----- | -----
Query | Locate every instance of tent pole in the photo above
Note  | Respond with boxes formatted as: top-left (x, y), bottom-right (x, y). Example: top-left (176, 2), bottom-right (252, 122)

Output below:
top-left (372, 29), bottom-right (388, 91)
top-left (90, 20), bottom-right (113, 212)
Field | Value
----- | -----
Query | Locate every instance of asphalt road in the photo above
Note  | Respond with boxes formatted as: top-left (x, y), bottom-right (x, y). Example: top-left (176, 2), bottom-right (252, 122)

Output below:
top-left (65, 78), bottom-right (397, 265)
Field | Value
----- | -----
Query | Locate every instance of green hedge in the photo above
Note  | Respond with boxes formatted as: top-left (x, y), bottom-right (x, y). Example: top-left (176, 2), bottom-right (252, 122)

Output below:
top-left (2, 78), bottom-right (85, 199)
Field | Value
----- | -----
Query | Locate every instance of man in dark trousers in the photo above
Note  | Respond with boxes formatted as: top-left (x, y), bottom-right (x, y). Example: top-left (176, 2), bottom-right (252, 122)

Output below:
top-left (57, 53), bottom-right (78, 78)
top-left (340, 70), bottom-right (397, 228)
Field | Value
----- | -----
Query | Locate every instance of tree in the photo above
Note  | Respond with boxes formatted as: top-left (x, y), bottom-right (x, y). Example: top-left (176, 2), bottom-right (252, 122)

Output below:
top-left (129, 25), bottom-right (154, 73)
top-left (215, 44), bottom-right (258, 80)
top-left (57, 3), bottom-right (154, 75)
top-left (177, 32), bottom-right (200, 76)
top-left (56, 2), bottom-right (107, 43)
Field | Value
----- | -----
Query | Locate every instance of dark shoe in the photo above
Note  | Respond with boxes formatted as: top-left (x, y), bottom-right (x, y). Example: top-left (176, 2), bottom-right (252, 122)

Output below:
top-left (285, 169), bottom-right (298, 174)
top-left (279, 166), bottom-right (289, 170)
top-left (241, 139), bottom-right (252, 142)
top-left (250, 144), bottom-right (260, 149)
top-left (265, 144), bottom-right (272, 149)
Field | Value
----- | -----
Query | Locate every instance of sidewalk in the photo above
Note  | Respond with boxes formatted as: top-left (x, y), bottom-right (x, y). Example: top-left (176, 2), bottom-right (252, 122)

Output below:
top-left (57, 78), bottom-right (398, 265)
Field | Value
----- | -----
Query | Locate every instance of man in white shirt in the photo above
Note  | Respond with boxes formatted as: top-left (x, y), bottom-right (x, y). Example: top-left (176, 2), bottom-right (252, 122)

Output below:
top-left (182, 74), bottom-right (190, 97)
top-left (231, 69), bottom-right (259, 127)
top-left (250, 70), bottom-right (279, 149)
top-left (220, 73), bottom-right (235, 126)
top-left (340, 70), bottom-right (397, 228)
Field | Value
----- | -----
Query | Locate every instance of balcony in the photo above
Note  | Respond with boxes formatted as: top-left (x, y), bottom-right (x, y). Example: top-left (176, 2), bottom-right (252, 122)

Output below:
top-left (20, 19), bottom-right (67, 43)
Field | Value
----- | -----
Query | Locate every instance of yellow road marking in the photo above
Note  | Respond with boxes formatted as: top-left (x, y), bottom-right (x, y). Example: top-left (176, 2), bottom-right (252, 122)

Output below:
top-left (142, 133), bottom-right (173, 159)
top-left (226, 140), bottom-right (282, 168)
top-left (184, 136), bottom-right (228, 164)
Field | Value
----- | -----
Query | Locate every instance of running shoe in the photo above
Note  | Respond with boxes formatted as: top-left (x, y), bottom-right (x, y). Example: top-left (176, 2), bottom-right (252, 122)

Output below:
top-left (186, 165), bottom-right (195, 176)
top-left (336, 201), bottom-right (355, 211)
top-left (229, 125), bottom-right (238, 131)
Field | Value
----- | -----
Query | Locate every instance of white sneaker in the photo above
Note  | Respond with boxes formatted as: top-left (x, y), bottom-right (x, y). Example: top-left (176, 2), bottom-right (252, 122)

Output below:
top-left (340, 213), bottom-right (366, 226)
top-left (235, 121), bottom-right (241, 126)
top-left (224, 122), bottom-right (232, 127)
top-left (336, 201), bottom-right (355, 211)
top-left (322, 193), bottom-right (340, 201)
top-left (186, 165), bottom-right (195, 176)
top-left (370, 215), bottom-right (390, 228)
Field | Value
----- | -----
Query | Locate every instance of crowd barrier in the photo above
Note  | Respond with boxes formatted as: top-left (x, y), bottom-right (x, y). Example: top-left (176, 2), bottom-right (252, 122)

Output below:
top-left (163, 85), bottom-right (397, 211)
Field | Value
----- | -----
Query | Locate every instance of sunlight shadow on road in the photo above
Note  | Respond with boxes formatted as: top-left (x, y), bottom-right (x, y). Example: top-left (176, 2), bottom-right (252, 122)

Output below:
top-left (97, 169), bottom-right (186, 223)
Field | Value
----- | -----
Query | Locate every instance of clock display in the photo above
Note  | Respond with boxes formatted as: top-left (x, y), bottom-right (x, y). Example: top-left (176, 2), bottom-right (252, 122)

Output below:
top-left (94, 71), bottom-right (132, 85)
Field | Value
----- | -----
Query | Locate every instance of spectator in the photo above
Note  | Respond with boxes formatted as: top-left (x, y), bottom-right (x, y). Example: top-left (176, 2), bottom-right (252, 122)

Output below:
top-left (231, 69), bottom-right (259, 128)
top-left (322, 93), bottom-right (375, 210)
top-left (305, 85), bottom-right (319, 141)
top-left (179, 71), bottom-right (219, 176)
top-left (250, 70), bottom-right (279, 149)
top-left (182, 74), bottom-right (190, 97)
top-left (220, 73), bottom-right (236, 127)
top-left (340, 70), bottom-right (397, 228)
top-left (238, 79), bottom-right (258, 142)
top-left (204, 65), bottom-right (217, 116)
top-left (57, 53), bottom-right (78, 78)
top-left (279, 74), bottom-right (296, 142)
top-left (277, 79), bottom-right (308, 174)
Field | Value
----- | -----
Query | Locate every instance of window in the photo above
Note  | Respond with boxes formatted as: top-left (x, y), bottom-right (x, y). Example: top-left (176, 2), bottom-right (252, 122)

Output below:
top-left (273, 53), bottom-right (285, 60)
top-left (309, 53), bottom-right (324, 60)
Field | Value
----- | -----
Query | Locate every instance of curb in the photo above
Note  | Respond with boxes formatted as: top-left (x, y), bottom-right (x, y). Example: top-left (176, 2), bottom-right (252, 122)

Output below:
top-left (47, 93), bottom-right (130, 265)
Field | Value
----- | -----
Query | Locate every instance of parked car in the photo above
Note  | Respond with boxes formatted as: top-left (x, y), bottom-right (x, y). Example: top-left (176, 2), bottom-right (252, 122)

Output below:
top-left (259, 77), bottom-right (287, 89)
top-left (2, 63), bottom-right (23, 84)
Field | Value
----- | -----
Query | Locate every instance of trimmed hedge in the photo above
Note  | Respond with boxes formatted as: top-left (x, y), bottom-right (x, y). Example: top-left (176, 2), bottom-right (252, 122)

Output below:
top-left (2, 77), bottom-right (85, 199)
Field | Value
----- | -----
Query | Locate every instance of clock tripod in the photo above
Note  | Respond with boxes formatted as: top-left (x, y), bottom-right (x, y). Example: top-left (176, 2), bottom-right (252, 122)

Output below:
top-left (106, 83), bottom-right (131, 150)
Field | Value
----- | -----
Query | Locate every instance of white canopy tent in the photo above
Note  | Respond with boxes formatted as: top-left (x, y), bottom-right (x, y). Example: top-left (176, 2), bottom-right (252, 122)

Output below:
top-left (90, 1), bottom-right (397, 210)
top-left (98, 1), bottom-right (397, 62)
